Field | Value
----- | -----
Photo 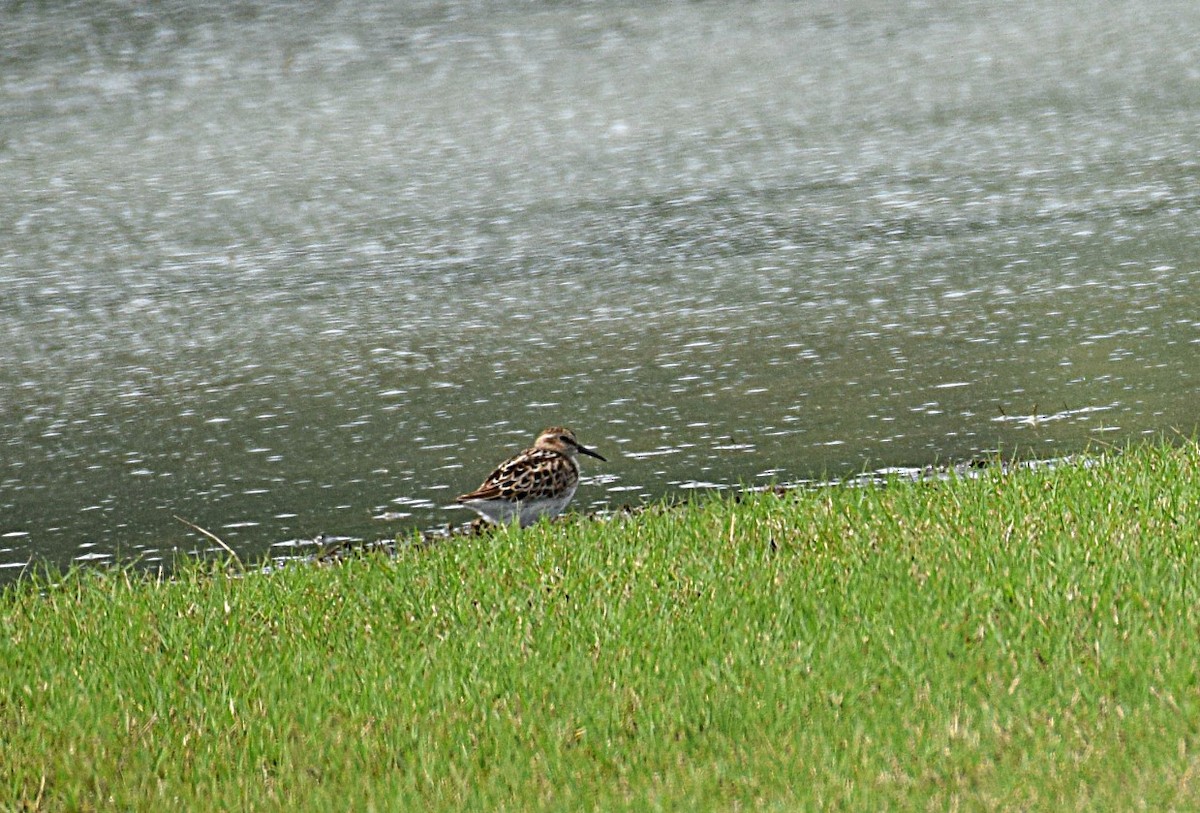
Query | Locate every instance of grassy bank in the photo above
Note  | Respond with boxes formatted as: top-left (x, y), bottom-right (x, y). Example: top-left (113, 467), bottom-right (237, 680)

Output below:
top-left (3, 442), bottom-right (1199, 811)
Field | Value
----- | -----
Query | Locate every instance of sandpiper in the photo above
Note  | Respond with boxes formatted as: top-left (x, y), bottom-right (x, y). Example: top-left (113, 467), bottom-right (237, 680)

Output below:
top-left (456, 426), bottom-right (607, 527)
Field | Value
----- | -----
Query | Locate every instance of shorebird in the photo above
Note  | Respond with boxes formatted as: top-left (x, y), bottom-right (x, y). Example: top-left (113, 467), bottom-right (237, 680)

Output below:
top-left (456, 426), bottom-right (607, 527)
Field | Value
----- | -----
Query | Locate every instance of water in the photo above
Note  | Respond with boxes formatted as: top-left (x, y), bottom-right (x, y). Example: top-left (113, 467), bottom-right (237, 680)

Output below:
top-left (2, 0), bottom-right (1198, 576)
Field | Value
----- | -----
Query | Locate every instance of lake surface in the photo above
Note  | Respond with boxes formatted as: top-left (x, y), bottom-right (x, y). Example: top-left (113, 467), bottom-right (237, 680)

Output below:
top-left (2, 0), bottom-right (1198, 576)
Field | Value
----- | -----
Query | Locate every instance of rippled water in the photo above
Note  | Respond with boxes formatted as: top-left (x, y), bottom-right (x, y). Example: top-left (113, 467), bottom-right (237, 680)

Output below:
top-left (2, 1), bottom-right (1198, 575)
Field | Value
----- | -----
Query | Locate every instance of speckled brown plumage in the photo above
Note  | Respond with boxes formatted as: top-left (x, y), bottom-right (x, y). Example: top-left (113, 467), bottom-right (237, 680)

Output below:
top-left (456, 426), bottom-right (606, 527)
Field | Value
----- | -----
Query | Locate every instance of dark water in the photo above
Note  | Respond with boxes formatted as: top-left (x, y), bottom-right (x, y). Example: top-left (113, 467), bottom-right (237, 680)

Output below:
top-left (2, 1), bottom-right (1198, 576)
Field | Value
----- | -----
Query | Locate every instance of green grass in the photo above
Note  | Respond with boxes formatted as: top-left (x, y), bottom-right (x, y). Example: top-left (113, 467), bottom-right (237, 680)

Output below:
top-left (3, 441), bottom-right (1200, 811)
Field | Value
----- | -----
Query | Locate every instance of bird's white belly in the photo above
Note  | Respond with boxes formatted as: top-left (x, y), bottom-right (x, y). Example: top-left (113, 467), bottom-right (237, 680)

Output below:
top-left (461, 482), bottom-right (578, 527)
top-left (516, 488), bottom-right (576, 527)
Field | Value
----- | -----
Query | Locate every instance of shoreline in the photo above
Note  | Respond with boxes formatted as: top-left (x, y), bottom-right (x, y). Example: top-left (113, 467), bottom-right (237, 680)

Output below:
top-left (4, 439), bottom-right (1199, 809)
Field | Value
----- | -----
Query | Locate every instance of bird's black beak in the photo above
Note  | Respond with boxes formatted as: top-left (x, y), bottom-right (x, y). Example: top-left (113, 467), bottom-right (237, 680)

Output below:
top-left (578, 444), bottom-right (607, 462)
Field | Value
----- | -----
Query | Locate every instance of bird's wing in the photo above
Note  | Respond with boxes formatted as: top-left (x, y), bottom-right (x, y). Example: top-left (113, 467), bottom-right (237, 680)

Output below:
top-left (456, 449), bottom-right (567, 502)
top-left (456, 479), bottom-right (505, 502)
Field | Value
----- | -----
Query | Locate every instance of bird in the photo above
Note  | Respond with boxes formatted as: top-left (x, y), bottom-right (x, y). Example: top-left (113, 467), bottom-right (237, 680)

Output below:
top-left (456, 426), bottom-right (607, 527)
